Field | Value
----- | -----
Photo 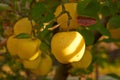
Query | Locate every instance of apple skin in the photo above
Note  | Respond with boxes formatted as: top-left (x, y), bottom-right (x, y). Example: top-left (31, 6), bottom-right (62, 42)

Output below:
top-left (51, 31), bottom-right (85, 64)
top-left (54, 3), bottom-right (79, 30)
top-left (17, 38), bottom-right (41, 60)
top-left (7, 35), bottom-right (19, 56)
top-left (31, 54), bottom-right (52, 76)
top-left (71, 50), bottom-right (92, 69)
top-left (22, 52), bottom-right (41, 70)
top-left (14, 17), bottom-right (35, 35)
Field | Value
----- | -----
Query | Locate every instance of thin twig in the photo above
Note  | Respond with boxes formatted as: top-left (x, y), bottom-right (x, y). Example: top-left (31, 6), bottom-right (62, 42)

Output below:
top-left (28, 16), bottom-right (36, 38)
top-left (40, 1), bottom-right (72, 31)
top-left (61, 2), bottom-right (72, 31)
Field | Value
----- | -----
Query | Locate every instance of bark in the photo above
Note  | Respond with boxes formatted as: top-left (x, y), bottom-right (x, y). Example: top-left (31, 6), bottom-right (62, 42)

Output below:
top-left (53, 63), bottom-right (72, 80)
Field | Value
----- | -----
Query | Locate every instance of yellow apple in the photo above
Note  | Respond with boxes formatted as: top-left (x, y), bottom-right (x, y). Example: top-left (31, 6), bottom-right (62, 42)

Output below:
top-left (7, 35), bottom-right (18, 56)
top-left (17, 38), bottom-right (41, 60)
top-left (51, 31), bottom-right (85, 64)
top-left (14, 17), bottom-right (35, 35)
top-left (71, 50), bottom-right (92, 69)
top-left (29, 49), bottom-right (41, 61)
top-left (54, 3), bottom-right (79, 30)
top-left (31, 54), bottom-right (52, 76)
top-left (22, 51), bottom-right (41, 70)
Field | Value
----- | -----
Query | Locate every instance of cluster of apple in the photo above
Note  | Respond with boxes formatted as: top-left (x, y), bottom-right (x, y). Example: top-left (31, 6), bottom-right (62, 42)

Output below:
top-left (53, 2), bottom-right (120, 76)
top-left (51, 31), bottom-right (92, 70)
top-left (52, 2), bottom-right (92, 70)
top-left (7, 18), bottom-right (52, 76)
top-left (6, 2), bottom-right (94, 77)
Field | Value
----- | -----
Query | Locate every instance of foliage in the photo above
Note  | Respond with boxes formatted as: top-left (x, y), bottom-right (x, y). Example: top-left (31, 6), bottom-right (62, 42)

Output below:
top-left (0, 0), bottom-right (120, 80)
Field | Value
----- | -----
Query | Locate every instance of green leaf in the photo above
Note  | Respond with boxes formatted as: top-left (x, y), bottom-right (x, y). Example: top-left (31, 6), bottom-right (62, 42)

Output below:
top-left (38, 27), bottom-right (49, 39)
top-left (77, 0), bottom-right (92, 10)
top-left (37, 23), bottom-right (53, 40)
top-left (40, 41), bottom-right (50, 54)
top-left (78, 28), bottom-right (95, 46)
top-left (0, 3), bottom-right (11, 11)
top-left (77, 0), bottom-right (100, 19)
top-left (100, 0), bottom-right (118, 15)
top-left (109, 1), bottom-right (118, 15)
top-left (30, 2), bottom-right (46, 20)
top-left (15, 33), bottom-right (31, 39)
top-left (96, 23), bottom-right (111, 37)
top-left (42, 11), bottom-right (55, 22)
top-left (107, 15), bottom-right (120, 29)
top-left (100, 5), bottom-right (111, 17)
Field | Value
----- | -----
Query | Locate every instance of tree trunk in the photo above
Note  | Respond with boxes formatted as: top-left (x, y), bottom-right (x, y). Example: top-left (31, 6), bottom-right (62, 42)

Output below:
top-left (53, 63), bottom-right (72, 80)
